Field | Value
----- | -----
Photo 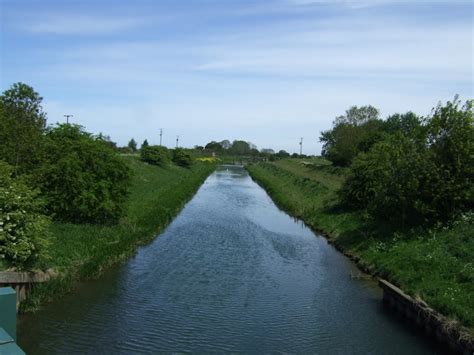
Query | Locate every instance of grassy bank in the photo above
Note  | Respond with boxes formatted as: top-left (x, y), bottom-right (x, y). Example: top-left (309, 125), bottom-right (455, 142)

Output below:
top-left (21, 156), bottom-right (215, 312)
top-left (247, 159), bottom-right (474, 333)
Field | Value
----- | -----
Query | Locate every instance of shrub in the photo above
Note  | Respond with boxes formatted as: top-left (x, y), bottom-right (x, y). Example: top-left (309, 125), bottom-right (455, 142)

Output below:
top-left (36, 124), bottom-right (131, 224)
top-left (172, 148), bottom-right (193, 167)
top-left (140, 146), bottom-right (170, 166)
top-left (0, 161), bottom-right (50, 269)
top-left (341, 133), bottom-right (433, 223)
top-left (342, 98), bottom-right (473, 224)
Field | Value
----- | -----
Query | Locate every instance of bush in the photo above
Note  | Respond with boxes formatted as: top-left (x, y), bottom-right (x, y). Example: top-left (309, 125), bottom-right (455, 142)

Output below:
top-left (342, 98), bottom-right (473, 224)
top-left (36, 124), bottom-right (131, 224)
top-left (341, 133), bottom-right (433, 223)
top-left (140, 146), bottom-right (170, 166)
top-left (0, 161), bottom-right (50, 269)
top-left (172, 148), bottom-right (193, 167)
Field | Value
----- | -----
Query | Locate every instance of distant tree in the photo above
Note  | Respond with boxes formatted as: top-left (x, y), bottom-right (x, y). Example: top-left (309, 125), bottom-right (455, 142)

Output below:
top-left (261, 148), bottom-right (275, 155)
top-left (172, 148), bottom-right (193, 167)
top-left (291, 153), bottom-right (299, 158)
top-left (140, 145), bottom-right (170, 166)
top-left (128, 138), bottom-right (137, 152)
top-left (219, 140), bottom-right (231, 149)
top-left (141, 139), bottom-right (149, 149)
top-left (276, 150), bottom-right (290, 158)
top-left (97, 133), bottom-right (117, 150)
top-left (205, 141), bottom-right (223, 152)
top-left (0, 83), bottom-right (47, 174)
top-left (229, 140), bottom-right (250, 155)
top-left (250, 148), bottom-right (260, 156)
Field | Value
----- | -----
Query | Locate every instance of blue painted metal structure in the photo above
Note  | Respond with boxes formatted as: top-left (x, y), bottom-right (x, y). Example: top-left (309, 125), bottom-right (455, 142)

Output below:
top-left (0, 287), bottom-right (25, 354)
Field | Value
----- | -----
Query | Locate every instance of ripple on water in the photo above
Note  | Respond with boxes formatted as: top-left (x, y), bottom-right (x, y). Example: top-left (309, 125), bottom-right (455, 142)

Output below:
top-left (18, 166), bottom-right (441, 354)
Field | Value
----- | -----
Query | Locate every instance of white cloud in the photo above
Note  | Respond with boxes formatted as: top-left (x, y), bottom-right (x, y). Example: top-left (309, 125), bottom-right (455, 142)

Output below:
top-left (22, 14), bottom-right (147, 35)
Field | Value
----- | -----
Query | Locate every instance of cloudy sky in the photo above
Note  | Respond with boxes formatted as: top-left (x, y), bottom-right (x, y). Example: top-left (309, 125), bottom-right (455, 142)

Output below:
top-left (1, 0), bottom-right (472, 154)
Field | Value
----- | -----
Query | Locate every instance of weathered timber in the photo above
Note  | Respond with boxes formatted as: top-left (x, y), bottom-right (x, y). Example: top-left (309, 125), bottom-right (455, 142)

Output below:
top-left (0, 270), bottom-right (57, 310)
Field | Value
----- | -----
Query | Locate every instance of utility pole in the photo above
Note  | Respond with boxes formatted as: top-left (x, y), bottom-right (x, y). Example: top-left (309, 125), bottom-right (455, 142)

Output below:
top-left (176, 135), bottom-right (179, 148)
top-left (64, 114), bottom-right (73, 124)
top-left (299, 137), bottom-right (303, 155)
top-left (159, 129), bottom-right (163, 146)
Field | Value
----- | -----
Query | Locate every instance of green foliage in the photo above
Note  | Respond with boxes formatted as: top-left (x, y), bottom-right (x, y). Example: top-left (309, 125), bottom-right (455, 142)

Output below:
top-left (247, 159), bottom-right (474, 329)
top-left (342, 98), bottom-right (473, 223)
top-left (128, 138), bottom-right (137, 152)
top-left (0, 83), bottom-right (47, 174)
top-left (172, 148), bottom-right (194, 167)
top-left (425, 98), bottom-right (474, 218)
top-left (140, 145), bottom-right (170, 166)
top-left (205, 141), bottom-right (224, 152)
top-left (320, 105), bottom-right (383, 166)
top-left (36, 124), bottom-right (131, 224)
top-left (141, 139), bottom-right (149, 149)
top-left (0, 161), bottom-right (50, 269)
top-left (342, 133), bottom-right (432, 222)
top-left (276, 150), bottom-right (290, 158)
top-left (229, 140), bottom-right (251, 155)
top-left (21, 157), bottom-right (215, 311)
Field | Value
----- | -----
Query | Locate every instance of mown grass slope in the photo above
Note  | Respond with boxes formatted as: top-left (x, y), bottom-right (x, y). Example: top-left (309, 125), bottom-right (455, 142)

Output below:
top-left (247, 158), bottom-right (474, 332)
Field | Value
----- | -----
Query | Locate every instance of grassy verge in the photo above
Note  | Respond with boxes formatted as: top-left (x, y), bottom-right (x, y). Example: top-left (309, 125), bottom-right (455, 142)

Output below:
top-left (247, 158), bottom-right (474, 333)
top-left (20, 156), bottom-right (215, 312)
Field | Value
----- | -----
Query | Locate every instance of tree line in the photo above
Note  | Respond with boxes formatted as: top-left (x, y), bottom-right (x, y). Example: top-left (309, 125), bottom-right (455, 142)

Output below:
top-left (320, 98), bottom-right (473, 225)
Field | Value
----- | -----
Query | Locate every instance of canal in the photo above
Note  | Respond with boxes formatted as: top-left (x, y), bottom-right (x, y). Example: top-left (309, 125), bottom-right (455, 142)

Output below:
top-left (18, 166), bottom-right (440, 354)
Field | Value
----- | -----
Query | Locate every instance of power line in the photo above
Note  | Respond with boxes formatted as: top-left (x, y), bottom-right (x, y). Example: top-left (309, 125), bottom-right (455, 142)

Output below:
top-left (176, 135), bottom-right (179, 148)
top-left (299, 137), bottom-right (303, 155)
top-left (159, 128), bottom-right (163, 146)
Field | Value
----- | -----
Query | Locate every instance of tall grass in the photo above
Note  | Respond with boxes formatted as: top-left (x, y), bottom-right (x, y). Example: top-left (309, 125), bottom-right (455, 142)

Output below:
top-left (247, 159), bottom-right (474, 332)
top-left (21, 157), bottom-right (215, 312)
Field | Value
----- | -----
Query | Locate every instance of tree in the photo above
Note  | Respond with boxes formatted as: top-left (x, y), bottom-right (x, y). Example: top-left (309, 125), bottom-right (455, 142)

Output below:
top-left (276, 150), bottom-right (290, 158)
top-left (128, 138), bottom-right (137, 152)
top-left (0, 161), bottom-right (50, 269)
top-left (219, 140), bottom-right (231, 149)
top-left (172, 148), bottom-right (193, 167)
top-left (229, 140), bottom-right (250, 155)
top-left (140, 145), bottom-right (170, 166)
top-left (141, 139), bottom-right (149, 149)
top-left (205, 141), bottom-right (223, 152)
top-left (35, 124), bottom-right (131, 224)
top-left (341, 98), bottom-right (473, 224)
top-left (0, 83), bottom-right (47, 174)
top-left (320, 105), bottom-right (382, 166)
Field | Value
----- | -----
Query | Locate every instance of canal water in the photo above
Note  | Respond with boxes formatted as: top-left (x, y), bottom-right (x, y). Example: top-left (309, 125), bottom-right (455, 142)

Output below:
top-left (18, 166), bottom-right (440, 354)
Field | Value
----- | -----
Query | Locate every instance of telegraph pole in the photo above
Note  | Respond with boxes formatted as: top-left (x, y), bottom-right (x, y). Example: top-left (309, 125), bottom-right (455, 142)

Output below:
top-left (176, 135), bottom-right (179, 148)
top-left (159, 129), bottom-right (163, 146)
top-left (64, 114), bottom-right (73, 124)
top-left (299, 137), bottom-right (303, 155)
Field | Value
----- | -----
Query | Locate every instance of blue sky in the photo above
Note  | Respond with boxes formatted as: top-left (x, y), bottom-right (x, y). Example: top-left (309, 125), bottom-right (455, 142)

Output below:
top-left (1, 0), bottom-right (472, 154)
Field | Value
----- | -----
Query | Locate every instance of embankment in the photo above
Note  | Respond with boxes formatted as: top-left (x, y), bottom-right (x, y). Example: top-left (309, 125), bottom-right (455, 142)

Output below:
top-left (246, 159), bottom-right (473, 351)
top-left (20, 156), bottom-right (215, 312)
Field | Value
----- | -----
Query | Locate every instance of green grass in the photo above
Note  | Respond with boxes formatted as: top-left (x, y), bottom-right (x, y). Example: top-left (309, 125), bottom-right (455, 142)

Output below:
top-left (247, 159), bottom-right (474, 333)
top-left (21, 156), bottom-right (215, 312)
